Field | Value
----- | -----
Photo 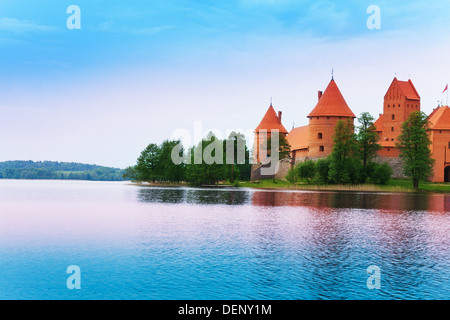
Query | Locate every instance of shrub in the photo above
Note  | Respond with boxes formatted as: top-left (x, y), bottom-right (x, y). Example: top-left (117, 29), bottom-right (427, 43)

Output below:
top-left (315, 158), bottom-right (331, 184)
top-left (286, 166), bottom-right (298, 183)
top-left (298, 160), bottom-right (316, 184)
top-left (369, 162), bottom-right (393, 185)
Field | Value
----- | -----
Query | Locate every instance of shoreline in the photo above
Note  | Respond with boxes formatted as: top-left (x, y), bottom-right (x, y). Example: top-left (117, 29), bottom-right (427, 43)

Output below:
top-left (129, 179), bottom-right (450, 194)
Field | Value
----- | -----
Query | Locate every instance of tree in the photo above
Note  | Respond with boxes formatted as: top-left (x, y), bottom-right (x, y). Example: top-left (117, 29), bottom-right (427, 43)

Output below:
top-left (186, 132), bottom-right (228, 185)
top-left (297, 160), bottom-right (316, 184)
top-left (315, 158), bottom-right (331, 184)
top-left (223, 132), bottom-right (252, 182)
top-left (123, 166), bottom-right (138, 181)
top-left (328, 118), bottom-right (360, 184)
top-left (159, 140), bottom-right (186, 182)
top-left (396, 111), bottom-right (435, 190)
top-left (135, 143), bottom-right (161, 182)
top-left (357, 112), bottom-right (382, 180)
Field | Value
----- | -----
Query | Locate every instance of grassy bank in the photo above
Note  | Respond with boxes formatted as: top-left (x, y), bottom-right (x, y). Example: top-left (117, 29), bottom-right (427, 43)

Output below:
top-left (130, 179), bottom-right (450, 193)
top-left (235, 179), bottom-right (450, 193)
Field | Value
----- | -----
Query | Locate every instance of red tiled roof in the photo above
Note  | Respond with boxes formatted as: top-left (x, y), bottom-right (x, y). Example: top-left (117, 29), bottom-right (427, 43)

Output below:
top-left (373, 115), bottom-right (383, 132)
top-left (386, 78), bottom-right (420, 101)
top-left (307, 79), bottom-right (356, 118)
top-left (287, 126), bottom-right (309, 151)
top-left (255, 105), bottom-right (288, 133)
top-left (397, 79), bottom-right (420, 101)
top-left (428, 105), bottom-right (450, 130)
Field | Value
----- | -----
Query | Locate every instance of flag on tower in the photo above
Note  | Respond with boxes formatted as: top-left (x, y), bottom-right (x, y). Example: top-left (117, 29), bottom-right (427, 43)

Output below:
top-left (443, 84), bottom-right (448, 93)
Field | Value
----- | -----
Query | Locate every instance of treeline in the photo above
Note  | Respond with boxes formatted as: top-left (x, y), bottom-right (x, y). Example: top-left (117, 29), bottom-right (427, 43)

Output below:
top-left (0, 161), bottom-right (125, 181)
top-left (124, 132), bottom-right (252, 185)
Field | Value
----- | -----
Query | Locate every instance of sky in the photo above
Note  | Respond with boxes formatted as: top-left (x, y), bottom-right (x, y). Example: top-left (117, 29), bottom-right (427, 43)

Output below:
top-left (0, 0), bottom-right (450, 169)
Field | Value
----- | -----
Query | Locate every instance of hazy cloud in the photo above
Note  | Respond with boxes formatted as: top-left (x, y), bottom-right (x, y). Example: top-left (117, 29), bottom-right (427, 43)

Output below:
top-left (0, 17), bottom-right (59, 33)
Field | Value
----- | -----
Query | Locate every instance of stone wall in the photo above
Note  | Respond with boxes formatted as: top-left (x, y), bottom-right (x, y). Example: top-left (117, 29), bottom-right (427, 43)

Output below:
top-left (251, 158), bottom-right (292, 181)
top-left (375, 156), bottom-right (407, 179)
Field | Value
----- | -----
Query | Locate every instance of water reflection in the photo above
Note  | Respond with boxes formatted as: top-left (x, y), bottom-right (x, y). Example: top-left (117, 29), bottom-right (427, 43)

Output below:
top-left (137, 187), bottom-right (450, 213)
top-left (251, 190), bottom-right (450, 212)
top-left (137, 187), bottom-right (249, 206)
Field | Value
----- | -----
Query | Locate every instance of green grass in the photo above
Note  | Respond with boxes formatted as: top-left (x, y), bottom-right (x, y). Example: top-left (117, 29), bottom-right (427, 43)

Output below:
top-left (235, 178), bottom-right (450, 193)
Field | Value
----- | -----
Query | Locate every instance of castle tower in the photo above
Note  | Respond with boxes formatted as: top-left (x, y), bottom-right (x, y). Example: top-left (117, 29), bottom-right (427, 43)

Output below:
top-left (427, 105), bottom-right (450, 182)
top-left (306, 79), bottom-right (356, 158)
top-left (375, 78), bottom-right (421, 157)
top-left (253, 103), bottom-right (288, 164)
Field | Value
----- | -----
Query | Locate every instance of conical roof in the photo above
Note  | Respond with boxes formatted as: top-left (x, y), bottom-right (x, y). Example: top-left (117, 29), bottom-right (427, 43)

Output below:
top-left (255, 105), bottom-right (288, 133)
top-left (307, 79), bottom-right (356, 118)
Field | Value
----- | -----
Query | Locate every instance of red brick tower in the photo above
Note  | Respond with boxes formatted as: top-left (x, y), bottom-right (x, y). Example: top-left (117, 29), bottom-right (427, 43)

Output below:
top-left (375, 78), bottom-right (421, 157)
top-left (306, 79), bottom-right (356, 158)
top-left (253, 103), bottom-right (288, 164)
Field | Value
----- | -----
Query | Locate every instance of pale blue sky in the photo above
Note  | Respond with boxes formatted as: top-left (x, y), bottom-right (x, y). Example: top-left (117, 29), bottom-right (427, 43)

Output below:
top-left (1, 0), bottom-right (450, 168)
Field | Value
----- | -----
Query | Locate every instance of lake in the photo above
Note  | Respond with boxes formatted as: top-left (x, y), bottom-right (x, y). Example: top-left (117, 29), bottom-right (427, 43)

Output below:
top-left (0, 179), bottom-right (449, 300)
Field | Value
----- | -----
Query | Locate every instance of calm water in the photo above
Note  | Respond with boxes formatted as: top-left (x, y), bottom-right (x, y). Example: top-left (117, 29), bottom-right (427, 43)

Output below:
top-left (0, 180), bottom-right (449, 300)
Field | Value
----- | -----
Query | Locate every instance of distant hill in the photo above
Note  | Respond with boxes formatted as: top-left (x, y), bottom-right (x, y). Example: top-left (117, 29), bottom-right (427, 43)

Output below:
top-left (0, 160), bottom-right (126, 181)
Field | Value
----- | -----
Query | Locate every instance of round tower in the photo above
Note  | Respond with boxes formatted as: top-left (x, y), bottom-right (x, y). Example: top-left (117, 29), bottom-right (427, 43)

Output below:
top-left (253, 103), bottom-right (288, 164)
top-left (307, 79), bottom-right (356, 158)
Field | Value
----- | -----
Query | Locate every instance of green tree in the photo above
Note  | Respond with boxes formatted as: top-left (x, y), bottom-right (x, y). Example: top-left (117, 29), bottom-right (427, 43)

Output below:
top-left (159, 140), bottom-right (186, 182)
top-left (297, 160), bottom-right (316, 184)
top-left (357, 112), bottom-right (382, 181)
top-left (123, 166), bottom-right (138, 181)
top-left (135, 143), bottom-right (161, 182)
top-left (186, 132), bottom-right (227, 185)
top-left (328, 118), bottom-right (360, 184)
top-left (315, 158), bottom-right (331, 184)
top-left (224, 132), bottom-right (252, 182)
top-left (396, 111), bottom-right (435, 190)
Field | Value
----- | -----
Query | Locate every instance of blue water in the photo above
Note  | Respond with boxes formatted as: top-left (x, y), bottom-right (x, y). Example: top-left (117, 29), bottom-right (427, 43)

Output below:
top-left (0, 180), bottom-right (449, 300)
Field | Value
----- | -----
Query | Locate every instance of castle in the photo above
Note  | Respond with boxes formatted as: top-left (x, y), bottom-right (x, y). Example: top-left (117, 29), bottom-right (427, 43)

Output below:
top-left (252, 77), bottom-right (450, 183)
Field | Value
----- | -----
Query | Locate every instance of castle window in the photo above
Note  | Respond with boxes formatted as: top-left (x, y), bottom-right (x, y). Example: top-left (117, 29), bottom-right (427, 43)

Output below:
top-left (388, 105), bottom-right (390, 108)
top-left (398, 104), bottom-right (401, 108)
top-left (319, 146), bottom-right (325, 152)
top-left (388, 148), bottom-right (390, 152)
top-left (448, 142), bottom-right (450, 149)
top-left (392, 114), bottom-right (395, 120)
top-left (317, 117), bottom-right (320, 120)
top-left (391, 127), bottom-right (394, 132)
top-left (318, 133), bottom-right (323, 139)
